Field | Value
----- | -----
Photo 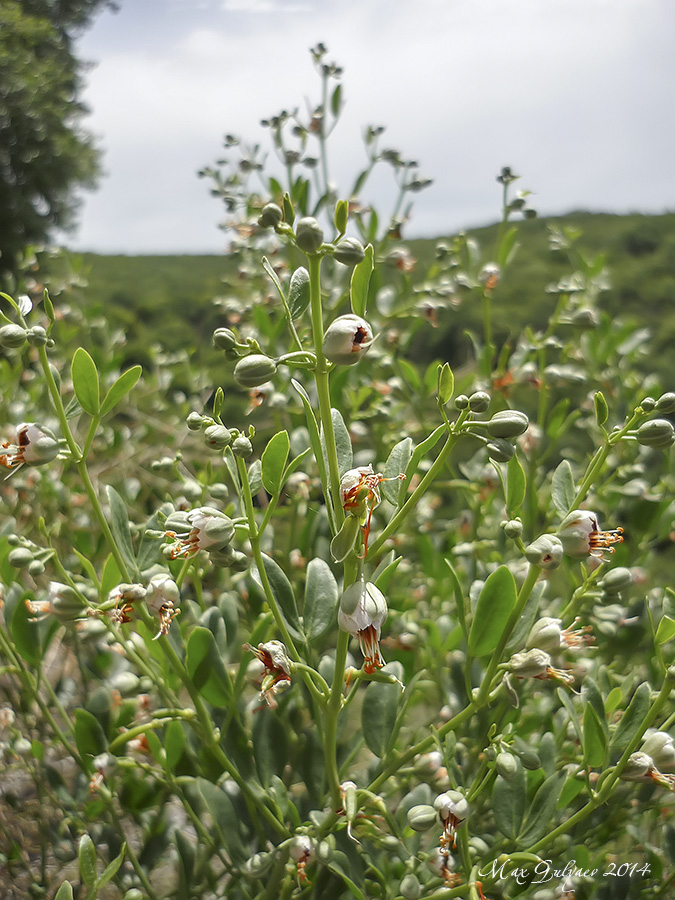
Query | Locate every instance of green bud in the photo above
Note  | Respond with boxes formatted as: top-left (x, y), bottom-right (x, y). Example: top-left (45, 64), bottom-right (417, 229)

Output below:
top-left (229, 549), bottom-right (250, 572)
top-left (524, 534), bottom-right (564, 569)
top-left (50, 585), bottom-right (87, 622)
top-left (257, 202), bottom-right (283, 229)
top-left (454, 394), bottom-right (469, 410)
top-left (213, 327), bottom-right (238, 350)
top-left (598, 567), bottom-right (633, 594)
top-left (123, 891), bottom-right (144, 900)
top-left (518, 747), bottom-right (542, 771)
top-left (486, 409), bottom-right (529, 439)
top-left (636, 418), bottom-right (675, 449)
top-left (186, 411), bottom-right (205, 431)
top-left (27, 560), bottom-right (45, 576)
top-left (333, 237), bottom-right (366, 266)
top-left (295, 216), bottom-right (324, 254)
top-left (501, 518), bottom-right (523, 539)
top-left (400, 874), bottom-right (421, 900)
top-left (469, 390), bottom-right (491, 413)
top-left (26, 325), bottom-right (48, 347)
top-left (245, 851), bottom-right (273, 877)
top-left (323, 315), bottom-right (374, 366)
top-left (316, 841), bottom-right (333, 864)
top-left (656, 392), bottom-right (675, 414)
top-left (406, 804), bottom-right (438, 832)
top-left (8, 547), bottom-right (34, 568)
top-left (495, 751), bottom-right (520, 781)
top-left (204, 424), bottom-right (233, 449)
top-left (0, 324), bottom-right (27, 349)
top-left (232, 436), bottom-right (253, 458)
top-left (640, 396), bottom-right (656, 412)
top-left (234, 354), bottom-right (278, 388)
top-left (486, 439), bottom-right (515, 462)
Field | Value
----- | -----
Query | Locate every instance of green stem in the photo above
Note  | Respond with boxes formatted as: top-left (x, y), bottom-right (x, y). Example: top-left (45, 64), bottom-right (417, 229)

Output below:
top-left (323, 629), bottom-right (350, 805)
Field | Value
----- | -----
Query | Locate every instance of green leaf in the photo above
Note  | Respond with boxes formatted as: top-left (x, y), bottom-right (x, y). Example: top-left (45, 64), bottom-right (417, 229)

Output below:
top-left (497, 224), bottom-right (520, 268)
top-left (252, 712), bottom-right (289, 786)
top-left (198, 778), bottom-right (245, 862)
top-left (100, 366), bottom-right (142, 417)
top-left (361, 663), bottom-right (403, 757)
top-left (506, 453), bottom-right (526, 514)
top-left (291, 379), bottom-right (329, 513)
top-left (71, 348), bottom-right (100, 416)
top-left (11, 594), bottom-right (42, 666)
top-left (288, 267), bottom-right (310, 319)
top-left (374, 555), bottom-right (403, 594)
top-left (248, 458), bottom-right (263, 496)
top-left (492, 767), bottom-right (527, 839)
top-left (583, 702), bottom-right (607, 768)
top-left (350, 243), bottom-right (374, 317)
top-left (551, 459), bottom-right (575, 516)
top-left (106, 485), bottom-right (137, 577)
top-left (259, 554), bottom-right (302, 636)
top-left (397, 357), bottom-right (421, 393)
top-left (43, 289), bottom-right (56, 326)
top-left (78, 834), bottom-right (97, 886)
top-left (594, 390), bottom-right (609, 427)
top-left (186, 627), bottom-right (232, 708)
top-left (609, 682), bottom-right (652, 754)
top-left (518, 774), bottom-right (564, 845)
top-left (262, 430), bottom-right (290, 495)
top-left (98, 843), bottom-right (126, 888)
top-left (282, 192), bottom-right (295, 226)
top-left (330, 408), bottom-right (353, 476)
top-left (468, 566), bottom-right (517, 657)
top-left (74, 709), bottom-right (107, 765)
top-left (331, 83), bottom-right (342, 117)
top-left (437, 362), bottom-right (454, 405)
top-left (381, 438), bottom-right (412, 507)
top-left (304, 558), bottom-right (339, 643)
top-left (334, 198), bottom-right (348, 234)
top-left (556, 687), bottom-right (584, 747)
top-left (164, 720), bottom-right (186, 771)
top-left (54, 883), bottom-right (74, 900)
top-left (330, 516), bottom-right (360, 562)
top-left (656, 615), bottom-right (675, 644)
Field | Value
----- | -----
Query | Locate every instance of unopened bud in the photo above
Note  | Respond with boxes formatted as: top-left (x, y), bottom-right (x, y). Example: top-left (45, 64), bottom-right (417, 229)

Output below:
top-left (234, 354), bottom-right (278, 388)
top-left (26, 326), bottom-right (48, 347)
top-left (295, 217), bottom-right (324, 254)
top-left (213, 328), bottom-right (238, 350)
top-left (0, 324), bottom-right (27, 349)
top-left (486, 410), bottom-right (529, 439)
top-left (655, 392), bottom-right (675, 414)
top-left (323, 315), bottom-right (374, 366)
top-left (468, 391), bottom-right (490, 412)
top-left (257, 202), bottom-right (283, 229)
top-left (232, 436), bottom-right (253, 458)
top-left (636, 418), bottom-right (675, 449)
top-left (333, 237), bottom-right (366, 266)
top-left (525, 534), bottom-right (563, 569)
top-left (486, 439), bottom-right (515, 462)
top-left (204, 424), bottom-right (233, 449)
top-left (406, 804), bottom-right (438, 832)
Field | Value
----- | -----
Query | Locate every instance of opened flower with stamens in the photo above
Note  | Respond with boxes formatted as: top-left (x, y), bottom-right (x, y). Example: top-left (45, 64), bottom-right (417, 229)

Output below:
top-left (508, 648), bottom-right (575, 685)
top-left (434, 790), bottom-right (469, 850)
top-left (526, 617), bottom-right (593, 653)
top-left (641, 732), bottom-right (675, 772)
top-left (1, 423), bottom-right (59, 474)
top-left (339, 465), bottom-right (405, 557)
top-left (145, 574), bottom-right (181, 639)
top-left (164, 506), bottom-right (235, 559)
top-left (107, 583), bottom-right (147, 626)
top-left (26, 581), bottom-right (87, 623)
top-left (620, 751), bottom-right (675, 789)
top-left (557, 510), bottom-right (624, 559)
top-left (243, 640), bottom-right (292, 707)
top-left (338, 581), bottom-right (388, 674)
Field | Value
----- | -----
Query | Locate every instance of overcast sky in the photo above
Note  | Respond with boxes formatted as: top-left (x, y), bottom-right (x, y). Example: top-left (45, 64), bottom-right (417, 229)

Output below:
top-left (66, 0), bottom-right (674, 255)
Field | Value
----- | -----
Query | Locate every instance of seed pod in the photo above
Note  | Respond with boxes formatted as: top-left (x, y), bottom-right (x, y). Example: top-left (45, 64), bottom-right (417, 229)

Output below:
top-left (636, 418), bottom-right (675, 449)
top-left (323, 314), bottom-right (374, 366)
top-left (486, 410), bottom-right (529, 439)
top-left (406, 804), bottom-right (438, 832)
top-left (333, 237), bottom-right (366, 266)
top-left (0, 324), bottom-right (27, 349)
top-left (486, 439), bottom-right (515, 462)
top-left (213, 327), bottom-right (238, 350)
top-left (234, 354), bottom-right (278, 388)
top-left (295, 216), bottom-right (324, 254)
top-left (257, 202), bottom-right (283, 229)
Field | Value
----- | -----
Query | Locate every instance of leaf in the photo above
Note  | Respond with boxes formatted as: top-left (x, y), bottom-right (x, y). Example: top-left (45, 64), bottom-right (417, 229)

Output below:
top-left (468, 566), bottom-right (517, 657)
top-left (381, 438), bottom-right (412, 507)
top-left (100, 366), bottom-right (142, 417)
top-left (330, 516), bottom-right (360, 562)
top-left (350, 243), bottom-right (374, 317)
top-left (506, 453), bottom-right (526, 514)
top-left (304, 558), bottom-right (339, 643)
top-left (437, 362), bottom-right (454, 405)
top-left (54, 883), bottom-right (74, 900)
top-left (248, 458), bottom-right (263, 496)
top-left (291, 379), bottom-right (330, 514)
top-left (361, 663), bottom-right (403, 757)
top-left (594, 390), bottom-right (609, 427)
top-left (259, 554), bottom-right (302, 635)
top-left (71, 348), bottom-right (100, 416)
top-left (331, 82), bottom-right (342, 117)
top-left (164, 720), bottom-right (186, 771)
top-left (656, 615), bottom-right (675, 644)
top-left (334, 198), bottom-right (348, 234)
top-left (329, 408), bottom-right (353, 476)
top-left (252, 712), bottom-right (289, 786)
top-left (373, 555), bottom-right (402, 594)
top-left (78, 834), bottom-right (97, 887)
top-left (198, 778), bottom-right (245, 862)
top-left (497, 224), bottom-right (520, 268)
top-left (609, 682), bottom-right (652, 754)
top-left (98, 843), bottom-right (126, 888)
top-left (186, 627), bottom-right (232, 708)
top-left (106, 485), bottom-right (137, 577)
top-left (583, 703), bottom-right (607, 768)
top-left (518, 774), bottom-right (564, 846)
top-left (11, 595), bottom-right (42, 666)
top-left (551, 459), bottom-right (575, 516)
top-left (262, 430), bottom-right (290, 496)
top-left (288, 267), bottom-right (310, 319)
top-left (492, 767), bottom-right (527, 839)
top-left (282, 192), bottom-right (295, 226)
top-left (397, 358), bottom-right (421, 393)
top-left (74, 709), bottom-right (107, 765)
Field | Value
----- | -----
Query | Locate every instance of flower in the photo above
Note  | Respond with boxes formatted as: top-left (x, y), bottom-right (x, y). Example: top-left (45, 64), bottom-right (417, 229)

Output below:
top-left (243, 640), bottom-right (291, 708)
top-left (1, 423), bottom-right (59, 474)
top-left (26, 581), bottom-right (87, 623)
top-left (508, 648), bottom-right (574, 685)
top-left (107, 583), bottom-right (147, 626)
top-left (145, 574), bottom-right (181, 639)
top-left (557, 510), bottom-right (624, 559)
top-left (621, 751), bottom-right (675, 789)
top-left (339, 465), bottom-right (405, 557)
top-left (323, 315), bottom-right (374, 366)
top-left (164, 507), bottom-right (235, 558)
top-left (338, 581), bottom-right (388, 674)
top-left (434, 790), bottom-right (469, 850)
top-left (289, 836), bottom-right (314, 884)
top-left (526, 617), bottom-right (593, 653)
top-left (641, 732), bottom-right (675, 772)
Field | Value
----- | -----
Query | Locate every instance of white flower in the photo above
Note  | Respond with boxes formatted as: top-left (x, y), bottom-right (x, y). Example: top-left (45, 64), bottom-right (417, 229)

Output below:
top-left (338, 581), bottom-right (388, 674)
top-left (557, 510), bottom-right (624, 559)
top-left (1, 423), bottom-right (59, 473)
top-left (164, 506), bottom-right (234, 558)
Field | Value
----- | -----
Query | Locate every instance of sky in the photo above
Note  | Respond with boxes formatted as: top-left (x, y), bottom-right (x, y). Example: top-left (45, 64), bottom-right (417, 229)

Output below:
top-left (65, 0), bottom-right (675, 255)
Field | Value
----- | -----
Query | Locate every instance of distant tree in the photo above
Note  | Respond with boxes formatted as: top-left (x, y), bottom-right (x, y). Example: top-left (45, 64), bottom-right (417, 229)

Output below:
top-left (0, 0), bottom-right (116, 281)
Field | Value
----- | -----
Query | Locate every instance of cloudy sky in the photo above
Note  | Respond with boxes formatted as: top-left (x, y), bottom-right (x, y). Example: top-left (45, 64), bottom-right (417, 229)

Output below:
top-left (66, 0), bottom-right (674, 254)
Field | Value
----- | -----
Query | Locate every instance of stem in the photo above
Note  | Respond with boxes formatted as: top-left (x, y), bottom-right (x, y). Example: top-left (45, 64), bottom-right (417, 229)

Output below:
top-left (323, 629), bottom-right (350, 805)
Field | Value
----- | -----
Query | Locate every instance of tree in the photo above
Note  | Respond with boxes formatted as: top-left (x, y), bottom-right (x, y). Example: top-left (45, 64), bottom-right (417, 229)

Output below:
top-left (0, 0), bottom-right (115, 281)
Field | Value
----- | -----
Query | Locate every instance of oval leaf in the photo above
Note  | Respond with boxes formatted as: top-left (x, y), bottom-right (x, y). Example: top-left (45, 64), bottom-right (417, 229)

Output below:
top-left (106, 485), bottom-right (137, 577)
top-left (552, 460), bottom-right (575, 516)
top-left (259, 554), bottom-right (301, 635)
top-left (350, 243), bottom-right (374, 317)
top-left (518, 773), bottom-right (564, 846)
top-left (329, 408), bottom-right (353, 477)
top-left (492, 767), bottom-right (527, 839)
top-left (78, 834), bottom-right (97, 887)
top-left (304, 558), bottom-right (339, 643)
top-left (71, 348), bottom-right (100, 416)
top-left (262, 430), bottom-right (290, 496)
top-left (609, 682), bottom-right (652, 754)
top-left (288, 267), bottom-right (310, 319)
top-left (583, 702), bottom-right (607, 768)
top-left (186, 627), bottom-right (232, 708)
top-left (468, 566), bottom-right (517, 657)
top-left (361, 664), bottom-right (403, 757)
top-left (382, 438), bottom-right (412, 507)
top-left (54, 883), bottom-right (74, 900)
top-left (437, 362), bottom-right (454, 405)
top-left (506, 453), bottom-right (526, 514)
top-left (100, 366), bottom-right (142, 417)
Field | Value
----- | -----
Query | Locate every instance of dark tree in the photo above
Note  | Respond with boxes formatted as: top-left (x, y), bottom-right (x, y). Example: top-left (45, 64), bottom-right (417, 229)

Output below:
top-left (0, 0), bottom-right (115, 281)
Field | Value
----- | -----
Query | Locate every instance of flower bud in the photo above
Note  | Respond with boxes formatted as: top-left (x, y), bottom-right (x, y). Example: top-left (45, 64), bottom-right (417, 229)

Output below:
top-left (26, 325), bottom-right (48, 347)
top-left (234, 354), bottom-right (278, 388)
top-left (478, 262), bottom-right (500, 289)
top-left (338, 581), bottom-right (388, 674)
top-left (495, 751), bottom-right (520, 781)
top-left (232, 436), bottom-right (253, 458)
top-left (501, 518), bottom-right (523, 539)
top-left (621, 752), bottom-right (653, 781)
top-left (598, 567), bottom-right (633, 594)
top-left (333, 237), bottom-right (366, 266)
top-left (295, 217), bottom-right (324, 254)
top-left (640, 397), bottom-right (656, 412)
top-left (27, 560), bottom-right (45, 576)
top-left (257, 202), bottom-right (283, 229)
top-left (48, 584), bottom-right (87, 622)
top-left (8, 547), bottom-right (34, 568)
top-left (400, 874), bottom-right (421, 900)
top-left (289, 835), bottom-right (314, 862)
top-left (655, 392), bottom-right (675, 414)
top-left (486, 410), bottom-right (529, 439)
top-left (204, 424), bottom-right (233, 449)
top-left (186, 411), bottom-right (205, 431)
top-left (641, 732), bottom-right (675, 771)
top-left (245, 851), bottom-right (273, 877)
top-left (323, 315), bottom-right (374, 366)
top-left (486, 439), bottom-right (515, 462)
top-left (0, 324), bottom-right (27, 349)
top-left (454, 394), bottom-right (469, 410)
top-left (406, 804), bottom-right (438, 832)
top-left (524, 534), bottom-right (563, 569)
top-left (213, 327), bottom-right (238, 350)
top-left (636, 418), bottom-right (675, 449)
top-left (468, 391), bottom-right (490, 412)
top-left (508, 648), bottom-right (552, 679)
